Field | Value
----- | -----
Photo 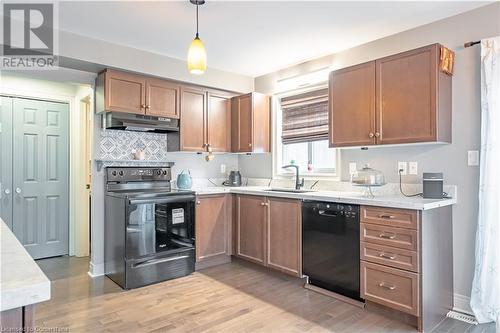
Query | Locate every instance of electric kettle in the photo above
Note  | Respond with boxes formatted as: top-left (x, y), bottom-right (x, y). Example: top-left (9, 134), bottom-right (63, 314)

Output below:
top-left (176, 170), bottom-right (193, 189)
top-left (223, 171), bottom-right (242, 187)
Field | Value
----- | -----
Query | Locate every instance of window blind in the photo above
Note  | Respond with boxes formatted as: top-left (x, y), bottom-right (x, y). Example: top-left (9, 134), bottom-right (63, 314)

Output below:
top-left (280, 88), bottom-right (329, 144)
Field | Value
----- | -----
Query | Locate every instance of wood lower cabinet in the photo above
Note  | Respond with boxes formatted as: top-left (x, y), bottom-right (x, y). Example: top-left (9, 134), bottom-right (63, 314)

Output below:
top-left (361, 261), bottom-right (420, 316)
top-left (180, 87), bottom-right (207, 152)
top-left (235, 195), bottom-right (302, 277)
top-left (267, 198), bottom-right (301, 276)
top-left (329, 44), bottom-right (452, 147)
top-left (195, 195), bottom-right (231, 268)
top-left (235, 195), bottom-right (267, 265)
top-left (360, 205), bottom-right (453, 332)
top-left (231, 93), bottom-right (270, 153)
top-left (0, 305), bottom-right (34, 332)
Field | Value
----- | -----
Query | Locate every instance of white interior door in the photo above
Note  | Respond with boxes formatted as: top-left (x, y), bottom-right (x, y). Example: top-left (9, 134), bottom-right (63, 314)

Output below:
top-left (12, 98), bottom-right (69, 259)
top-left (0, 97), bottom-right (13, 229)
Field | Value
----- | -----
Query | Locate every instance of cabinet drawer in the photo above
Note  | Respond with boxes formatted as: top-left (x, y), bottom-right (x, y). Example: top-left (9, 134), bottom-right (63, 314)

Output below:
top-left (361, 261), bottom-right (420, 316)
top-left (360, 223), bottom-right (418, 251)
top-left (360, 242), bottom-right (419, 272)
top-left (361, 206), bottom-right (418, 230)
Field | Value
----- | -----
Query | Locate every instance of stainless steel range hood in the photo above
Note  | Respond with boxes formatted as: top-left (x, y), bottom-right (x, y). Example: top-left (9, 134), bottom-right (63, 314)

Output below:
top-left (104, 112), bottom-right (179, 133)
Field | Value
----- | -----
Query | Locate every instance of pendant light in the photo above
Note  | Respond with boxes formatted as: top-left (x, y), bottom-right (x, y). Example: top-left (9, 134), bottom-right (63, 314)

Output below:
top-left (187, 0), bottom-right (207, 75)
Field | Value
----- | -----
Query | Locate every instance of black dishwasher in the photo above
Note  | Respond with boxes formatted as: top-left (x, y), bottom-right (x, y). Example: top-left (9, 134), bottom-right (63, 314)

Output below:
top-left (302, 200), bottom-right (362, 301)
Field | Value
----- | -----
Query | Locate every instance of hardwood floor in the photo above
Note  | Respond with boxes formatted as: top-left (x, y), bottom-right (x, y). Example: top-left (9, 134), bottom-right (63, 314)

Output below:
top-left (34, 256), bottom-right (494, 333)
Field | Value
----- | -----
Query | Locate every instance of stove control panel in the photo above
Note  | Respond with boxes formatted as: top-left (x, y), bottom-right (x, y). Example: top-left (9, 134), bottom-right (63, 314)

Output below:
top-left (106, 167), bottom-right (172, 182)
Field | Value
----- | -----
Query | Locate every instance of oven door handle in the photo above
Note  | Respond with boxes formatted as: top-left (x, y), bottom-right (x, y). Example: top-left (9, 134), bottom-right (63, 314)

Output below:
top-left (129, 195), bottom-right (195, 205)
top-left (132, 255), bottom-right (190, 268)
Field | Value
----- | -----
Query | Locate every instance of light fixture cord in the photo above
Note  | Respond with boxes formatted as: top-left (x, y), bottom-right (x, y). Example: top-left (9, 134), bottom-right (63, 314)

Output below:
top-left (196, 3), bottom-right (199, 38)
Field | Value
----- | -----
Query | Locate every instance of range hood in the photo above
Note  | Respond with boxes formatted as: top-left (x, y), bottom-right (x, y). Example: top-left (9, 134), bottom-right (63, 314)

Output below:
top-left (104, 112), bottom-right (179, 133)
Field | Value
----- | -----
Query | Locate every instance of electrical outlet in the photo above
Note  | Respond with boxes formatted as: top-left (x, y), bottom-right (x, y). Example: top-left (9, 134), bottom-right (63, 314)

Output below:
top-left (468, 150), bottom-right (479, 166)
top-left (398, 161), bottom-right (407, 175)
top-left (220, 164), bottom-right (226, 174)
top-left (349, 162), bottom-right (357, 175)
top-left (409, 162), bottom-right (418, 175)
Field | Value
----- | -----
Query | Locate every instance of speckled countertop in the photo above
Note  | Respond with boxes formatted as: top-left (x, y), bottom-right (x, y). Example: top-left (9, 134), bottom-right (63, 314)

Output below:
top-left (192, 186), bottom-right (456, 210)
top-left (0, 219), bottom-right (50, 311)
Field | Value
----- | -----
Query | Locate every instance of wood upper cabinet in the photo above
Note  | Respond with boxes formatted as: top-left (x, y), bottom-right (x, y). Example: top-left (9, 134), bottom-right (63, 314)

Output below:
top-left (145, 78), bottom-right (179, 118)
top-left (231, 92), bottom-right (270, 153)
top-left (102, 70), bottom-right (146, 114)
top-left (329, 44), bottom-right (451, 147)
top-left (180, 88), bottom-right (232, 152)
top-left (235, 195), bottom-right (267, 265)
top-left (267, 197), bottom-right (301, 276)
top-left (180, 87), bottom-right (207, 152)
top-left (376, 44), bottom-right (450, 144)
top-left (329, 61), bottom-right (376, 147)
top-left (96, 69), bottom-right (180, 117)
top-left (195, 195), bottom-right (231, 262)
top-left (207, 92), bottom-right (231, 152)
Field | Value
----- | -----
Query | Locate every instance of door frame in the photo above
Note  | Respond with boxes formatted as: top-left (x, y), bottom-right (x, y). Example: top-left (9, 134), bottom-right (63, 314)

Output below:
top-left (0, 85), bottom-right (93, 257)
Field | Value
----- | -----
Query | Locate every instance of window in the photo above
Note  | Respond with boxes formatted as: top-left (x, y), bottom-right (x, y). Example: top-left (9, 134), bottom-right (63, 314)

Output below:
top-left (282, 140), bottom-right (336, 174)
top-left (274, 86), bottom-right (339, 177)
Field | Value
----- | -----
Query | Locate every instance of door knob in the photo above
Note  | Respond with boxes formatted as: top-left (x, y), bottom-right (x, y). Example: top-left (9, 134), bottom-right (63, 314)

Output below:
top-left (4, 189), bottom-right (10, 195)
top-left (15, 188), bottom-right (22, 195)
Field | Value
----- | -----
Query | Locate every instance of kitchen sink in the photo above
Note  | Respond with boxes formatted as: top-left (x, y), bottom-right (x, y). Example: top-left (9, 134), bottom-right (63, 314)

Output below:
top-left (265, 188), bottom-right (315, 193)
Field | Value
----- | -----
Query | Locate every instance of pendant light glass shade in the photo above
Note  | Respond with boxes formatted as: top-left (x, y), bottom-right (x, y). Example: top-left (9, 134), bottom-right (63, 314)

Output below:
top-left (187, 35), bottom-right (207, 75)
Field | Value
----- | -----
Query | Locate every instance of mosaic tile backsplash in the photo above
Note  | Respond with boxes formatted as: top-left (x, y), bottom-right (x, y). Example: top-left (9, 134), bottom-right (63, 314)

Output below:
top-left (98, 129), bottom-right (169, 160)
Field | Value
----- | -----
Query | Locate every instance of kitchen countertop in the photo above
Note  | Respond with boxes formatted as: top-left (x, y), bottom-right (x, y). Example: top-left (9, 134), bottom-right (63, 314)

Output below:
top-left (193, 186), bottom-right (456, 210)
top-left (0, 219), bottom-right (50, 312)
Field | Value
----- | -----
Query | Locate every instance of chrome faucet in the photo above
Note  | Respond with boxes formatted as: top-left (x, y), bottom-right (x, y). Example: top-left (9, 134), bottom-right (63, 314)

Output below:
top-left (282, 165), bottom-right (304, 190)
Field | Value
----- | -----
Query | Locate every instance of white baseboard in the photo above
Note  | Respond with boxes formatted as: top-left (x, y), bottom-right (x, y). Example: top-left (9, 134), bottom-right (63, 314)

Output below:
top-left (88, 261), bottom-right (104, 277)
top-left (453, 293), bottom-right (474, 316)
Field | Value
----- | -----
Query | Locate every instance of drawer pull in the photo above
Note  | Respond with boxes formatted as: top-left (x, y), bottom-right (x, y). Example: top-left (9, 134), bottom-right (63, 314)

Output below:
top-left (378, 282), bottom-right (396, 290)
top-left (378, 214), bottom-right (396, 219)
top-left (379, 252), bottom-right (396, 260)
top-left (378, 233), bottom-right (396, 239)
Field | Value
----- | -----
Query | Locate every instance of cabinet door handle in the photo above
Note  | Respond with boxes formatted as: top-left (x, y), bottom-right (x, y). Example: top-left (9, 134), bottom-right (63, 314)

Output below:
top-left (378, 214), bottom-right (396, 219)
top-left (141, 104), bottom-right (146, 109)
top-left (146, 105), bottom-right (151, 109)
top-left (196, 201), bottom-right (201, 205)
top-left (378, 282), bottom-right (396, 290)
top-left (375, 132), bottom-right (380, 138)
top-left (378, 233), bottom-right (396, 240)
top-left (369, 133), bottom-right (374, 138)
top-left (260, 202), bottom-right (268, 206)
top-left (248, 143), bottom-right (252, 147)
top-left (379, 252), bottom-right (396, 260)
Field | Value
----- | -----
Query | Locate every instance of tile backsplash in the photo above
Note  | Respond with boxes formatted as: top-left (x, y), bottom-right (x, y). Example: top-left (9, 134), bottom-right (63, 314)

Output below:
top-left (98, 129), bottom-right (168, 160)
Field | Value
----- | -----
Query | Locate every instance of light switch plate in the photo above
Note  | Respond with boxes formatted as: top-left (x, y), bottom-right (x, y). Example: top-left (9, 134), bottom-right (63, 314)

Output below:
top-left (409, 162), bottom-right (418, 175)
top-left (468, 150), bottom-right (479, 166)
top-left (398, 161), bottom-right (407, 176)
top-left (349, 162), bottom-right (357, 175)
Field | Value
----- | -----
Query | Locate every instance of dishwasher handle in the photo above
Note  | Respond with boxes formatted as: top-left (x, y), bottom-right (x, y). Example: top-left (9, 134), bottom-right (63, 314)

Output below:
top-left (318, 209), bottom-right (339, 218)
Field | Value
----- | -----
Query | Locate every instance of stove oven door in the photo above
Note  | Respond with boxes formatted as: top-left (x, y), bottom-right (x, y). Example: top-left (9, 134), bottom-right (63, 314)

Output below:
top-left (125, 194), bottom-right (195, 260)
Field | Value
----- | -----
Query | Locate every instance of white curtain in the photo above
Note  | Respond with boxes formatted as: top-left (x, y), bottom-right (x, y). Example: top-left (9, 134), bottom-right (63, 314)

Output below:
top-left (470, 37), bottom-right (500, 326)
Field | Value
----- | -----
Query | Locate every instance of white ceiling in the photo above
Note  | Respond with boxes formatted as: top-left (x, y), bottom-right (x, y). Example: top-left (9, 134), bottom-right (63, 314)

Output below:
top-left (59, 1), bottom-right (488, 77)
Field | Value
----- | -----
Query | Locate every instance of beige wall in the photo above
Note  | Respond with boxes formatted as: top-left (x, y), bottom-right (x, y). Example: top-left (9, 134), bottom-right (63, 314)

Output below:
top-left (248, 2), bottom-right (500, 309)
top-left (58, 30), bottom-right (254, 93)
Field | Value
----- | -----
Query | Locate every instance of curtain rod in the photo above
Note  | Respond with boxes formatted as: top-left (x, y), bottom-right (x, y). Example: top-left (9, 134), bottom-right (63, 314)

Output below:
top-left (464, 41), bottom-right (480, 48)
